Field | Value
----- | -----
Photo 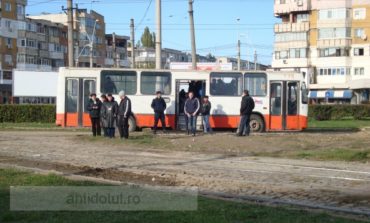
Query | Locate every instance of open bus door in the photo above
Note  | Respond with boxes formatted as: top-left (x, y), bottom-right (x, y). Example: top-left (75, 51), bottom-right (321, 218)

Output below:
top-left (65, 78), bottom-right (96, 127)
top-left (269, 81), bottom-right (300, 130)
top-left (175, 79), bottom-right (206, 130)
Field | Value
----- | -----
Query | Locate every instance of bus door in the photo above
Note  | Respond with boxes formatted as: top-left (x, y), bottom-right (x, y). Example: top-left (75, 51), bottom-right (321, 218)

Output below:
top-left (175, 79), bottom-right (206, 130)
top-left (65, 78), bottom-right (96, 127)
top-left (269, 81), bottom-right (299, 130)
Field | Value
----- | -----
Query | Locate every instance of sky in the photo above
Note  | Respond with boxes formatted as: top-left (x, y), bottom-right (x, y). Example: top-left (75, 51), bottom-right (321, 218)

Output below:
top-left (26, 0), bottom-right (277, 65)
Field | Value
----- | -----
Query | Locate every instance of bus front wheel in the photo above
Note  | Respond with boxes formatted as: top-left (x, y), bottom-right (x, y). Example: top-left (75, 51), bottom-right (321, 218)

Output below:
top-left (129, 116), bottom-right (137, 132)
top-left (250, 114), bottom-right (265, 133)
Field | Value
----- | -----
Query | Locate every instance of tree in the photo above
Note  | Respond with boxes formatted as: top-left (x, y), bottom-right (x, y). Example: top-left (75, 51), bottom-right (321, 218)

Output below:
top-left (140, 27), bottom-right (155, 48)
top-left (136, 40), bottom-right (141, 48)
top-left (206, 53), bottom-right (217, 62)
top-left (152, 32), bottom-right (156, 48)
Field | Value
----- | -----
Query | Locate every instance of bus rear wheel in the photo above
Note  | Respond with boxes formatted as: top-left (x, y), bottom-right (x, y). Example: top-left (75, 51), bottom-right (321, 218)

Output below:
top-left (250, 114), bottom-right (265, 133)
top-left (129, 116), bottom-right (137, 132)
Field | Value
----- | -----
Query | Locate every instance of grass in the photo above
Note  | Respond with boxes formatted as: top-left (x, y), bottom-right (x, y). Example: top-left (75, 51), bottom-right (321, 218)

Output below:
top-left (308, 119), bottom-right (370, 129)
top-left (294, 149), bottom-right (370, 162)
top-left (0, 122), bottom-right (88, 132)
top-left (0, 168), bottom-right (366, 223)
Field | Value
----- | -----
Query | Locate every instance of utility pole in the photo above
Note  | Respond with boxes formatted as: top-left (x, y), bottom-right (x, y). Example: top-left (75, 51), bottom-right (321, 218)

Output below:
top-left (67, 0), bottom-right (74, 67)
top-left (237, 40), bottom-right (241, 71)
top-left (130, 18), bottom-right (135, 69)
top-left (155, 0), bottom-right (162, 70)
top-left (74, 3), bottom-right (79, 67)
top-left (254, 50), bottom-right (258, 71)
top-left (112, 32), bottom-right (118, 68)
top-left (189, 0), bottom-right (197, 70)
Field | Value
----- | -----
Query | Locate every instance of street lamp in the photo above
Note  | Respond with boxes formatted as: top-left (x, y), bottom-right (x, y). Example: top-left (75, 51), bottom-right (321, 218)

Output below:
top-left (74, 19), bottom-right (99, 68)
top-left (90, 19), bottom-right (99, 68)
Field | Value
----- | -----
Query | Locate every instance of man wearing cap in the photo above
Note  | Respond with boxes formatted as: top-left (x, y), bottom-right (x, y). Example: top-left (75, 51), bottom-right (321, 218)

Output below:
top-left (151, 91), bottom-right (167, 134)
top-left (117, 91), bottom-right (132, 139)
top-left (87, 93), bottom-right (102, 137)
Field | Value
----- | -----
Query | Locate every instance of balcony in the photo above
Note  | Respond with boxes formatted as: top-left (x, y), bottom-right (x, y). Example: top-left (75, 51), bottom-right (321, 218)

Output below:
top-left (49, 51), bottom-right (64, 59)
top-left (274, 22), bottom-right (309, 33)
top-left (16, 63), bottom-right (52, 72)
top-left (272, 58), bottom-right (309, 69)
top-left (274, 0), bottom-right (311, 15)
top-left (317, 39), bottom-right (352, 48)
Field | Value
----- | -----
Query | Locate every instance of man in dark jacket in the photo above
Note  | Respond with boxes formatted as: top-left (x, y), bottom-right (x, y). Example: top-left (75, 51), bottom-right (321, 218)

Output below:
top-left (87, 93), bottom-right (102, 137)
top-left (184, 91), bottom-right (200, 136)
top-left (201, 96), bottom-right (212, 134)
top-left (151, 91), bottom-right (167, 134)
top-left (117, 90), bottom-right (132, 139)
top-left (238, 90), bottom-right (255, 136)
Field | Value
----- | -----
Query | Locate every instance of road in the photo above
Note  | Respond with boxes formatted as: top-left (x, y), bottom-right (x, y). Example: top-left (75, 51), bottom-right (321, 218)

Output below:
top-left (0, 130), bottom-right (370, 216)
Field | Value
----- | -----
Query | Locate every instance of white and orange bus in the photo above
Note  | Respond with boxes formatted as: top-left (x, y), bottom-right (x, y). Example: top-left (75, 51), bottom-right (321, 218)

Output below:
top-left (56, 67), bottom-right (309, 132)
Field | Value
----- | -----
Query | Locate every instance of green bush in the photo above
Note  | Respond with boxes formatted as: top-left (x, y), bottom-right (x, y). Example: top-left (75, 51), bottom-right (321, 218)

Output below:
top-left (309, 105), bottom-right (370, 121)
top-left (0, 105), bottom-right (56, 123)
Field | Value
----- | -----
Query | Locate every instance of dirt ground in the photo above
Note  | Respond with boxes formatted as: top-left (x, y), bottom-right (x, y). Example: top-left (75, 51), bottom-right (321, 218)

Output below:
top-left (1, 130), bottom-right (370, 216)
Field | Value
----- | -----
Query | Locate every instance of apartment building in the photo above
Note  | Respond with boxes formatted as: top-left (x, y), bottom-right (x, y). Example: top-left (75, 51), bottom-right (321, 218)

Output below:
top-left (217, 57), bottom-right (268, 71)
top-left (132, 47), bottom-right (189, 69)
top-left (16, 18), bottom-right (68, 71)
top-left (0, 0), bottom-right (27, 103)
top-left (105, 33), bottom-right (130, 68)
top-left (272, 0), bottom-right (370, 104)
top-left (29, 9), bottom-right (106, 68)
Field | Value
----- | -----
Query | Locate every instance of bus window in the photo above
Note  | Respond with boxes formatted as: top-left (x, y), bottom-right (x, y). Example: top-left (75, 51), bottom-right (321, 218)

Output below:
top-left (270, 83), bottom-right (282, 116)
top-left (84, 80), bottom-right (96, 112)
top-left (287, 82), bottom-right (298, 115)
top-left (301, 82), bottom-right (308, 104)
top-left (210, 72), bottom-right (242, 96)
top-left (101, 70), bottom-right (137, 95)
top-left (66, 79), bottom-right (78, 113)
top-left (244, 73), bottom-right (267, 97)
top-left (141, 72), bottom-right (171, 95)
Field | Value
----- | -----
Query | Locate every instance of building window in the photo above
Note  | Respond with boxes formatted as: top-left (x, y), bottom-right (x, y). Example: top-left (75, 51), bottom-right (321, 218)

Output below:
top-left (17, 4), bottom-right (25, 19)
top-left (319, 48), bottom-right (349, 57)
top-left (3, 71), bottom-right (12, 80)
top-left (354, 28), bottom-right (365, 38)
top-left (354, 67), bottom-right (365, 75)
top-left (353, 8), bottom-right (366, 20)
top-left (354, 48), bottom-right (364, 56)
top-left (6, 38), bottom-right (12, 48)
top-left (4, 55), bottom-right (13, 65)
top-left (318, 67), bottom-right (350, 76)
top-left (5, 2), bottom-right (12, 12)
top-left (318, 28), bottom-right (351, 39)
top-left (319, 8), bottom-right (349, 20)
top-left (296, 14), bottom-right (309, 23)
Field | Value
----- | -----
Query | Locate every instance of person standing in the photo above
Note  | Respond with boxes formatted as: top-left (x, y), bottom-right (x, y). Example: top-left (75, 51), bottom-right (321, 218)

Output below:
top-left (151, 91), bottom-right (167, 134)
top-left (87, 93), bottom-right (102, 137)
top-left (184, 92), bottom-right (200, 136)
top-left (101, 94), bottom-right (118, 138)
top-left (100, 95), bottom-right (108, 137)
top-left (201, 96), bottom-right (212, 134)
top-left (117, 91), bottom-right (132, 139)
top-left (238, 90), bottom-right (255, 137)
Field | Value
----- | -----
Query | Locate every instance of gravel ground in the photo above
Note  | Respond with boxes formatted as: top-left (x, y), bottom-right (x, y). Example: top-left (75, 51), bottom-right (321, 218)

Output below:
top-left (1, 130), bottom-right (370, 215)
